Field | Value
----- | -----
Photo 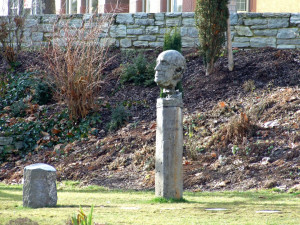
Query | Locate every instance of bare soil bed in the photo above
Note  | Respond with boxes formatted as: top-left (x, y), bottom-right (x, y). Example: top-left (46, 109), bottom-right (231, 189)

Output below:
top-left (0, 47), bottom-right (300, 192)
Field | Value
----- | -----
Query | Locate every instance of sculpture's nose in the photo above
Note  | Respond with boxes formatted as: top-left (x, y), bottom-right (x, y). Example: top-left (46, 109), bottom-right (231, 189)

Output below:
top-left (154, 61), bottom-right (161, 71)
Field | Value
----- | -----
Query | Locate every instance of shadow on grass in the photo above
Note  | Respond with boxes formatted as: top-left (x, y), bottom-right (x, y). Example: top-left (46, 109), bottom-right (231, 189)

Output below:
top-left (0, 190), bottom-right (22, 201)
top-left (0, 185), bottom-right (22, 191)
top-left (56, 204), bottom-right (115, 208)
top-left (185, 190), bottom-right (300, 202)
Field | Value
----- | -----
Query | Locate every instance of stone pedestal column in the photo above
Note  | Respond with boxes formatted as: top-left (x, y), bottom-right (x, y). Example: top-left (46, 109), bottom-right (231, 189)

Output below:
top-left (155, 95), bottom-right (183, 199)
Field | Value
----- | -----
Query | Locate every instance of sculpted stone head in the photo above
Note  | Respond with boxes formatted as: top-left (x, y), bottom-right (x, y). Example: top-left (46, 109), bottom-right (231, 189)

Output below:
top-left (154, 50), bottom-right (186, 95)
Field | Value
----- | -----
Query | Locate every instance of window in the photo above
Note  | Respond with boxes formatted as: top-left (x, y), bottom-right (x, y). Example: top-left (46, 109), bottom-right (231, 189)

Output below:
top-left (236, 0), bottom-right (248, 12)
top-left (168, 0), bottom-right (182, 12)
top-left (143, 0), bottom-right (150, 12)
top-left (71, 0), bottom-right (77, 13)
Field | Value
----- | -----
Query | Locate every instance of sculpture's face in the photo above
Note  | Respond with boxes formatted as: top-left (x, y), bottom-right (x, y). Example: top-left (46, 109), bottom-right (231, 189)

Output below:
top-left (154, 50), bottom-right (186, 92)
top-left (154, 53), bottom-right (176, 89)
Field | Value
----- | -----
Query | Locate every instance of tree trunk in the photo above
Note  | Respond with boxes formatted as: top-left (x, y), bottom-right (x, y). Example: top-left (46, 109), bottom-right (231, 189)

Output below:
top-left (206, 59), bottom-right (214, 75)
top-left (227, 17), bottom-right (234, 71)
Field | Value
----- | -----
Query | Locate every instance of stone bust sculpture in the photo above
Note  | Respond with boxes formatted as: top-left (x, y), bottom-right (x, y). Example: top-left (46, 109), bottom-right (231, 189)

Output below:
top-left (154, 50), bottom-right (186, 97)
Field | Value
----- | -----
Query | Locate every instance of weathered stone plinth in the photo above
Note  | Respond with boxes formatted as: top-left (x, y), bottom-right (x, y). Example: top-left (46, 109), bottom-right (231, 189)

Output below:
top-left (155, 95), bottom-right (183, 199)
top-left (23, 163), bottom-right (57, 208)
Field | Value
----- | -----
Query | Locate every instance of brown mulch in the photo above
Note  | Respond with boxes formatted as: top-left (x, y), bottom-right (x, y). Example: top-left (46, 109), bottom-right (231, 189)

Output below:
top-left (0, 47), bottom-right (300, 192)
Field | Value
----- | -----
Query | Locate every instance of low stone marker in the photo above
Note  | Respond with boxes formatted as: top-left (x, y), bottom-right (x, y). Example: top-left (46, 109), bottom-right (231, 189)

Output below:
top-left (23, 163), bottom-right (57, 208)
top-left (154, 50), bottom-right (186, 199)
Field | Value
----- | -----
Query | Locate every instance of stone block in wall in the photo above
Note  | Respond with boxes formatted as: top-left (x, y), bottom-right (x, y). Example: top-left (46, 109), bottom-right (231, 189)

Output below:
top-left (39, 24), bottom-right (54, 33)
top-left (230, 31), bottom-right (236, 40)
top-left (234, 37), bottom-right (250, 42)
top-left (155, 13), bottom-right (165, 21)
top-left (149, 42), bottom-right (164, 48)
top-left (182, 37), bottom-right (199, 48)
top-left (232, 42), bottom-right (250, 48)
top-left (251, 25), bottom-right (268, 29)
top-left (182, 13), bottom-right (195, 18)
top-left (116, 14), bottom-right (134, 24)
top-left (268, 18), bottom-right (289, 29)
top-left (166, 18), bottom-right (182, 27)
top-left (235, 26), bottom-right (253, 36)
top-left (135, 19), bottom-right (155, 26)
top-left (244, 18), bottom-right (267, 26)
top-left (133, 41), bottom-right (148, 47)
top-left (31, 32), bottom-right (44, 42)
top-left (0, 17), bottom-right (9, 24)
top-left (262, 13), bottom-right (290, 18)
top-left (146, 26), bottom-right (159, 34)
top-left (155, 20), bottom-right (165, 26)
top-left (277, 28), bottom-right (299, 39)
top-left (277, 45), bottom-right (296, 49)
top-left (138, 35), bottom-right (156, 41)
top-left (83, 14), bottom-right (92, 21)
top-left (277, 39), bottom-right (300, 45)
top-left (182, 18), bottom-right (195, 26)
top-left (134, 13), bottom-right (148, 19)
top-left (25, 19), bottom-right (38, 28)
top-left (0, 137), bottom-right (13, 146)
top-left (100, 38), bottom-right (117, 47)
top-left (233, 37), bottom-right (250, 47)
top-left (120, 38), bottom-right (132, 48)
top-left (31, 42), bottom-right (49, 49)
top-left (181, 27), bottom-right (198, 38)
top-left (239, 13), bottom-right (262, 19)
top-left (250, 37), bottom-right (276, 48)
top-left (99, 31), bottom-right (109, 38)
top-left (159, 28), bottom-right (166, 34)
top-left (41, 15), bottom-right (59, 24)
top-left (68, 19), bottom-right (83, 28)
top-left (230, 13), bottom-right (239, 26)
top-left (21, 42), bottom-right (32, 48)
top-left (291, 14), bottom-right (300, 26)
top-left (127, 25), bottom-right (141, 29)
top-left (166, 13), bottom-right (182, 18)
top-left (253, 29), bottom-right (278, 36)
top-left (110, 25), bottom-right (126, 37)
top-left (23, 30), bottom-right (32, 41)
top-left (127, 28), bottom-right (144, 35)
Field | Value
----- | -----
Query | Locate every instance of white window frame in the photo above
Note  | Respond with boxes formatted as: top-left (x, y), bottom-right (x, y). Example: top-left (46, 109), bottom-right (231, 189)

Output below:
top-left (236, 0), bottom-right (249, 12)
top-left (167, 0), bottom-right (182, 12)
top-left (142, 0), bottom-right (150, 12)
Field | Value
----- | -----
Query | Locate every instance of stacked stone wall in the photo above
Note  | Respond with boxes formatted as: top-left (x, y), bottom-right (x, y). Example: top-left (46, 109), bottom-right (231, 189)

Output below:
top-left (0, 12), bottom-right (299, 49)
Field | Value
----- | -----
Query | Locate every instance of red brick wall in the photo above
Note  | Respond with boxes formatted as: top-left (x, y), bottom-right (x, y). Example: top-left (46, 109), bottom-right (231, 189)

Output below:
top-left (104, 3), bottom-right (129, 13)
top-left (182, 0), bottom-right (196, 12)
top-left (161, 0), bottom-right (168, 12)
top-left (104, 0), bottom-right (129, 13)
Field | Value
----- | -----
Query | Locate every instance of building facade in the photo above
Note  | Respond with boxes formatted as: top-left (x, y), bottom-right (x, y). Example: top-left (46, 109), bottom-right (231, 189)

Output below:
top-left (59, 0), bottom-right (300, 14)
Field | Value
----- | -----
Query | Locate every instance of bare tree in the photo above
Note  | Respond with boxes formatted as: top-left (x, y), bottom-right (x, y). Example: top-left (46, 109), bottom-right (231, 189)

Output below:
top-left (227, 17), bottom-right (234, 71)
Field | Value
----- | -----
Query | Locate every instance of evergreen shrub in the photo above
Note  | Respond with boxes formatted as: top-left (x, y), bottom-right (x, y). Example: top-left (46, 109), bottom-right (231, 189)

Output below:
top-left (195, 0), bottom-right (229, 75)
top-left (120, 53), bottom-right (155, 87)
top-left (163, 26), bottom-right (182, 53)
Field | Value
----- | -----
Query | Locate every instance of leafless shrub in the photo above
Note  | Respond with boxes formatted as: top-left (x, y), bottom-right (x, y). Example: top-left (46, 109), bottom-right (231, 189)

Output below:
top-left (44, 14), bottom-right (115, 120)
top-left (220, 112), bottom-right (254, 145)
top-left (0, 16), bottom-right (24, 66)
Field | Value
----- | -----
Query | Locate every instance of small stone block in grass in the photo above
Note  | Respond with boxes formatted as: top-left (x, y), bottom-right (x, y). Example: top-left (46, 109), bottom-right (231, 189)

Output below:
top-left (23, 163), bottom-right (57, 208)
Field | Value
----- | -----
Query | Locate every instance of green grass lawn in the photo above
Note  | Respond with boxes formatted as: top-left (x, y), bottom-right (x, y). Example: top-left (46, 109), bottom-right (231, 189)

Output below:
top-left (0, 182), bottom-right (299, 225)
